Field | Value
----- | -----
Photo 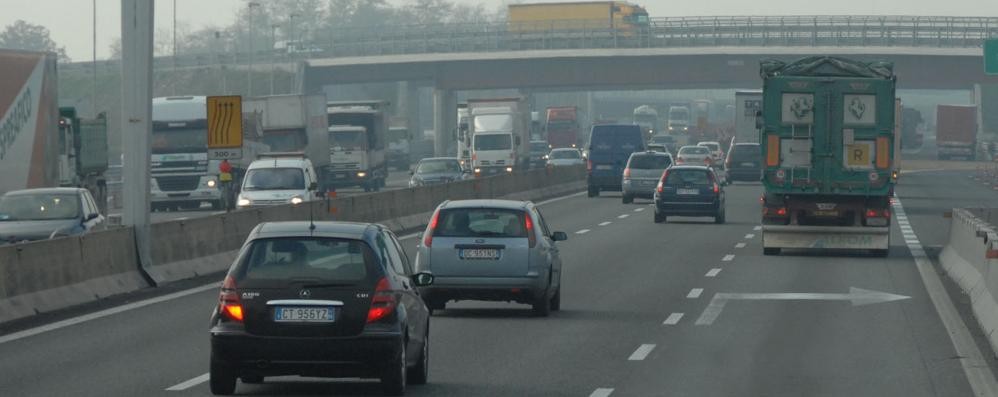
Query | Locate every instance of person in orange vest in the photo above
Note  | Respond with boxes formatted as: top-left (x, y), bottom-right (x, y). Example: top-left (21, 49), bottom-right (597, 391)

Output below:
top-left (218, 159), bottom-right (234, 210)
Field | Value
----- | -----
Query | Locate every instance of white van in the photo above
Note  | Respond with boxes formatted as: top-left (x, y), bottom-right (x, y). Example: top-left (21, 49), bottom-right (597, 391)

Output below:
top-left (236, 154), bottom-right (319, 209)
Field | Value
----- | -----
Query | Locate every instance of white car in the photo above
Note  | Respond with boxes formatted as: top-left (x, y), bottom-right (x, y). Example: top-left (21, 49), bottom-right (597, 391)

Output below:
top-left (237, 155), bottom-right (320, 209)
top-left (697, 141), bottom-right (725, 163)
top-left (545, 148), bottom-right (585, 167)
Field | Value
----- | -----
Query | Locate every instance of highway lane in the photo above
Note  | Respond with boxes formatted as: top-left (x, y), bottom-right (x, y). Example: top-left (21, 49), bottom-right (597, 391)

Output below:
top-left (1, 167), bottom-right (996, 396)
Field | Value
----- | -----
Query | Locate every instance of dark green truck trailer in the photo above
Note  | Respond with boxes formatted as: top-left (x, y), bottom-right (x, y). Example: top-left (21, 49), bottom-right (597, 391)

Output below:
top-left (759, 57), bottom-right (896, 256)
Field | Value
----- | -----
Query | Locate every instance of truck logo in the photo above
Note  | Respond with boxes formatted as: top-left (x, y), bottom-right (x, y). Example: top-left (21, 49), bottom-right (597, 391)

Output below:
top-left (848, 97), bottom-right (867, 120)
top-left (790, 96), bottom-right (813, 120)
top-left (0, 87), bottom-right (33, 161)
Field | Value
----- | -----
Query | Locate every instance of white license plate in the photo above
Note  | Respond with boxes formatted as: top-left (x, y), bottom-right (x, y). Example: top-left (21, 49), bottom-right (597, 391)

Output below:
top-left (461, 248), bottom-right (499, 260)
top-left (741, 162), bottom-right (756, 167)
top-left (274, 307), bottom-right (335, 322)
top-left (596, 165), bottom-right (613, 170)
top-left (677, 188), bottom-right (700, 195)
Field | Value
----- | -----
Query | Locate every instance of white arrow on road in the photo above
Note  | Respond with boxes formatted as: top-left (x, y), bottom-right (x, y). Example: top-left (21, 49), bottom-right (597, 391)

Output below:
top-left (694, 287), bottom-right (910, 325)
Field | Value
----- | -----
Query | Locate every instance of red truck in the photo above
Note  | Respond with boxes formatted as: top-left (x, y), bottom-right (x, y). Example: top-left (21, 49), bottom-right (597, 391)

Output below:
top-left (545, 106), bottom-right (579, 148)
top-left (936, 104), bottom-right (977, 161)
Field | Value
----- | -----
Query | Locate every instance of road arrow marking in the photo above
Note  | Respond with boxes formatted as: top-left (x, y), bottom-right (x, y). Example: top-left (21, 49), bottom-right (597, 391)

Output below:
top-left (694, 287), bottom-right (910, 325)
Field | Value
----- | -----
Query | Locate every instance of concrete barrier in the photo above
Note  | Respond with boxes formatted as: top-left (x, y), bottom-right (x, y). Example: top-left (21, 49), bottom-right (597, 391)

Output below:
top-left (939, 208), bottom-right (998, 357)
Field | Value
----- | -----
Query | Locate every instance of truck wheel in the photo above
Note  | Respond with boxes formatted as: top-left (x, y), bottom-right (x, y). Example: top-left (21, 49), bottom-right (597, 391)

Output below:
top-left (763, 247), bottom-right (781, 256)
top-left (587, 185), bottom-right (599, 198)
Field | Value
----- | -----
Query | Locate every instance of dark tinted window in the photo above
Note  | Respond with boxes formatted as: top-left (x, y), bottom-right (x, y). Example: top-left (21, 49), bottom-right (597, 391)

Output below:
top-left (665, 169), bottom-right (712, 186)
top-left (679, 146), bottom-right (709, 155)
top-left (589, 126), bottom-right (644, 152)
top-left (474, 134), bottom-right (512, 150)
top-left (628, 154), bottom-right (672, 169)
top-left (237, 237), bottom-right (373, 282)
top-left (730, 144), bottom-right (762, 160)
top-left (435, 208), bottom-right (527, 238)
top-left (550, 149), bottom-right (580, 159)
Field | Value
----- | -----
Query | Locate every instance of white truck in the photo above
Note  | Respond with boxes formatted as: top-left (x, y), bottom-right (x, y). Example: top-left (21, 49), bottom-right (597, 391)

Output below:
top-left (242, 94), bottom-right (330, 190)
top-left (150, 97), bottom-right (225, 211)
top-left (326, 101), bottom-right (389, 192)
top-left (734, 90), bottom-right (762, 144)
top-left (667, 105), bottom-right (691, 146)
top-left (0, 50), bottom-right (62, 195)
top-left (468, 97), bottom-right (531, 177)
top-left (456, 103), bottom-right (471, 166)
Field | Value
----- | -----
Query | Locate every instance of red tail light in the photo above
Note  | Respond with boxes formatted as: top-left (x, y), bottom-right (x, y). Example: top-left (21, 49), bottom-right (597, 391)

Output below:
top-left (424, 209), bottom-right (440, 247)
top-left (366, 277), bottom-right (397, 323)
top-left (704, 157), bottom-right (712, 165)
top-left (219, 275), bottom-right (243, 322)
top-left (713, 183), bottom-right (720, 194)
top-left (865, 209), bottom-right (891, 218)
top-left (676, 158), bottom-right (685, 165)
top-left (525, 215), bottom-right (537, 248)
top-left (657, 169), bottom-right (670, 193)
top-left (586, 159), bottom-right (592, 172)
top-left (623, 168), bottom-right (631, 179)
top-left (776, 207), bottom-right (788, 216)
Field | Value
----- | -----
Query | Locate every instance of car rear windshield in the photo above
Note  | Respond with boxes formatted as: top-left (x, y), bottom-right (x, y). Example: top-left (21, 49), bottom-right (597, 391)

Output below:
top-left (730, 145), bottom-right (761, 160)
top-left (417, 160), bottom-right (461, 174)
top-left (679, 146), bottom-right (709, 155)
top-left (434, 208), bottom-right (527, 238)
top-left (550, 150), bottom-right (580, 159)
top-left (665, 169), bottom-right (712, 186)
top-left (589, 126), bottom-right (643, 152)
top-left (235, 237), bottom-right (375, 283)
top-left (699, 143), bottom-right (720, 151)
top-left (628, 155), bottom-right (672, 169)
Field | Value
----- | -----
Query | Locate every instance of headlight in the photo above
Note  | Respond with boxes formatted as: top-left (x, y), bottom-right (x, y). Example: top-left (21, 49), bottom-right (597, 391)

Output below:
top-left (683, 127), bottom-right (688, 131)
top-left (237, 197), bottom-right (251, 207)
top-left (207, 179), bottom-right (217, 188)
top-left (357, 171), bottom-right (367, 178)
top-left (505, 166), bottom-right (513, 173)
top-left (290, 196), bottom-right (303, 205)
top-left (474, 168), bottom-right (482, 174)
top-left (543, 155), bottom-right (549, 160)
top-left (669, 127), bottom-right (674, 131)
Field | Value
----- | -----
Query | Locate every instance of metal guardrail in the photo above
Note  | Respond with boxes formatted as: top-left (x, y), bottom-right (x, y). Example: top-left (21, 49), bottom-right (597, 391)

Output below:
top-left (61, 15), bottom-right (998, 73)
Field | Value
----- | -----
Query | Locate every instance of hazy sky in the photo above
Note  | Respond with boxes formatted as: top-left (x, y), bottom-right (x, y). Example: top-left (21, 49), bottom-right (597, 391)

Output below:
top-left (2, 0), bottom-right (997, 61)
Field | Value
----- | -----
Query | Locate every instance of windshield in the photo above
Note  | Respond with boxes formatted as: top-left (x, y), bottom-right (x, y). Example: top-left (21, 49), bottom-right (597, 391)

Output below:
top-left (330, 131), bottom-right (366, 150)
top-left (237, 238), bottom-right (373, 283)
top-left (665, 169), bottom-right (712, 186)
top-left (669, 109), bottom-right (690, 121)
top-left (151, 128), bottom-right (207, 154)
top-left (629, 155), bottom-right (672, 169)
top-left (680, 146), bottom-right (709, 155)
top-left (531, 142), bottom-right (549, 152)
top-left (417, 160), bottom-right (462, 174)
top-left (434, 208), bottom-right (527, 238)
top-left (550, 150), bottom-right (580, 159)
top-left (731, 145), bottom-right (762, 160)
top-left (474, 114), bottom-right (513, 132)
top-left (0, 193), bottom-right (80, 221)
top-left (388, 129), bottom-right (407, 143)
top-left (590, 127), bottom-right (643, 152)
top-left (243, 168), bottom-right (306, 191)
top-left (474, 134), bottom-right (512, 151)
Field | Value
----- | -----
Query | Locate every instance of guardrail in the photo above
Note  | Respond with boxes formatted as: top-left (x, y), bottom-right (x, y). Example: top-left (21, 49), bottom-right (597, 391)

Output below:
top-left (940, 208), bottom-right (998, 357)
top-left (59, 15), bottom-right (998, 74)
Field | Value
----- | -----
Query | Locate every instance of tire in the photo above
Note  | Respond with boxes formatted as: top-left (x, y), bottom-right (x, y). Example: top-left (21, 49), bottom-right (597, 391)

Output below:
top-left (763, 247), bottom-right (781, 256)
top-left (381, 338), bottom-right (407, 396)
top-left (241, 375), bottom-right (263, 384)
top-left (532, 292), bottom-right (551, 317)
top-left (407, 327), bottom-right (429, 385)
top-left (209, 357), bottom-right (237, 395)
top-left (714, 208), bottom-right (726, 224)
top-left (587, 185), bottom-right (598, 198)
top-left (654, 211), bottom-right (665, 224)
top-left (622, 194), bottom-right (633, 204)
top-left (550, 288), bottom-right (561, 311)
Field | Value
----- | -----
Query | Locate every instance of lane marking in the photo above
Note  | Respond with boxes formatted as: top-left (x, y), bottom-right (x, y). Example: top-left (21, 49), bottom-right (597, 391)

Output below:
top-left (618, 214), bottom-right (629, 219)
top-left (687, 288), bottom-right (704, 299)
top-left (0, 283), bottom-right (220, 345)
top-left (628, 344), bottom-right (656, 361)
top-left (599, 221), bottom-right (612, 226)
top-left (891, 198), bottom-right (998, 396)
top-left (754, 226), bottom-right (762, 231)
top-left (590, 388), bottom-right (615, 397)
top-left (722, 254), bottom-right (735, 261)
top-left (663, 312), bottom-right (685, 325)
top-left (634, 208), bottom-right (645, 212)
top-left (705, 268), bottom-right (722, 277)
top-left (166, 373), bottom-right (210, 391)
top-left (576, 229), bottom-right (591, 235)
top-left (745, 234), bottom-right (755, 239)
top-left (735, 243), bottom-right (747, 249)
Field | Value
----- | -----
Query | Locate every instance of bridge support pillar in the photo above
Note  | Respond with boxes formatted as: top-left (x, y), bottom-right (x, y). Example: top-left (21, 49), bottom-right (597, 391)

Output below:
top-left (398, 82), bottom-right (421, 144)
top-left (433, 87), bottom-right (456, 157)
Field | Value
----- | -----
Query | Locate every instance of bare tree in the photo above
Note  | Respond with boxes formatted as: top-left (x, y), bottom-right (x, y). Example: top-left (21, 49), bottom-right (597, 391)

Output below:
top-left (0, 20), bottom-right (70, 61)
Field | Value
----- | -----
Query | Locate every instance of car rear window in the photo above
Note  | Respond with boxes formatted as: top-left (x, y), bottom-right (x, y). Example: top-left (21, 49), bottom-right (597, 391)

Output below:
top-left (699, 143), bottom-right (720, 151)
top-left (434, 208), bottom-right (527, 238)
top-left (628, 155), bottom-right (672, 169)
top-left (730, 145), bottom-right (761, 160)
top-left (679, 146), bottom-right (709, 155)
top-left (236, 237), bottom-right (374, 282)
top-left (589, 126), bottom-right (644, 152)
top-left (665, 169), bottom-right (712, 186)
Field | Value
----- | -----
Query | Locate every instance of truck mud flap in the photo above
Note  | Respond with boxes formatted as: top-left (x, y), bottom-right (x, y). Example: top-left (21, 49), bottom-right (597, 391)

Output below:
top-left (762, 226), bottom-right (889, 250)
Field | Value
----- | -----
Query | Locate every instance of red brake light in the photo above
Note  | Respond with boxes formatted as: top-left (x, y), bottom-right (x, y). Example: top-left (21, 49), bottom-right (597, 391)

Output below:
top-left (776, 207), bottom-right (788, 217)
top-left (865, 209), bottom-right (891, 218)
top-left (366, 277), bottom-right (397, 323)
top-left (219, 275), bottom-right (243, 322)
top-left (713, 183), bottom-right (720, 194)
top-left (623, 168), bottom-right (631, 178)
top-left (525, 214), bottom-right (537, 248)
top-left (657, 169), bottom-right (670, 193)
top-left (424, 209), bottom-right (440, 247)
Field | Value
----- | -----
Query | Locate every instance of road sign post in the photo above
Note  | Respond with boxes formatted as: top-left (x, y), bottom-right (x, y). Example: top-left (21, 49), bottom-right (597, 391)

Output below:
top-left (207, 95), bottom-right (243, 160)
top-left (986, 39), bottom-right (998, 75)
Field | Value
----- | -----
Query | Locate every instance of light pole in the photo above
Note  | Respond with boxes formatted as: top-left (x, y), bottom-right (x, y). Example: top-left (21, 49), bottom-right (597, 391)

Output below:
top-left (270, 23), bottom-right (278, 95)
top-left (247, 1), bottom-right (260, 97)
top-left (288, 13), bottom-right (300, 52)
top-left (92, 0), bottom-right (97, 117)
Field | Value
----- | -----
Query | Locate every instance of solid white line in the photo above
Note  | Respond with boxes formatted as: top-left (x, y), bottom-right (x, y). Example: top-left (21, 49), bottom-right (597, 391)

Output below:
top-left (576, 229), bottom-right (591, 235)
top-left (618, 214), bottom-right (629, 219)
top-left (754, 226), bottom-right (762, 231)
top-left (687, 288), bottom-right (704, 299)
top-left (745, 234), bottom-right (755, 239)
top-left (628, 344), bottom-right (656, 361)
top-left (722, 254), bottom-right (735, 261)
top-left (166, 373), bottom-right (210, 391)
top-left (735, 243), bottom-right (747, 249)
top-left (0, 283), bottom-right (220, 345)
top-left (705, 268), bottom-right (722, 277)
top-left (663, 312), bottom-right (685, 325)
top-left (598, 221), bottom-right (612, 226)
top-left (634, 208), bottom-right (645, 212)
top-left (590, 388), bottom-right (615, 397)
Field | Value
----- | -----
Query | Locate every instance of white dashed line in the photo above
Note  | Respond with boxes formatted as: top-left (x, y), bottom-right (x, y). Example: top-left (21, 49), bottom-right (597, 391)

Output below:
top-left (618, 214), bottom-right (629, 219)
top-left (705, 268), bottom-right (722, 277)
top-left (687, 288), bottom-right (704, 299)
top-left (599, 221), bottom-right (612, 226)
top-left (663, 312), bottom-right (685, 325)
top-left (166, 373), bottom-right (210, 391)
top-left (590, 388), bottom-right (615, 397)
top-left (628, 344), bottom-right (656, 361)
top-left (634, 208), bottom-right (645, 212)
top-left (745, 234), bottom-right (755, 239)
top-left (735, 243), bottom-right (746, 249)
top-left (722, 254), bottom-right (735, 261)
top-left (576, 229), bottom-right (591, 235)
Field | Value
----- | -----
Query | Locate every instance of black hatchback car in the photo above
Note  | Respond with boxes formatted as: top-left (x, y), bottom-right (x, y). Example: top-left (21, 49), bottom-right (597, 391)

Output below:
top-left (653, 165), bottom-right (726, 224)
top-left (210, 221), bottom-right (434, 396)
top-left (725, 142), bottom-right (763, 182)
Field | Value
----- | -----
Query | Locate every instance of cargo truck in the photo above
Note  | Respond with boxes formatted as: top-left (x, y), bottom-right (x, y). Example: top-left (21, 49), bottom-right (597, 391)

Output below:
top-left (326, 101), bottom-right (389, 191)
top-left (545, 106), bottom-right (580, 148)
top-left (633, 105), bottom-right (658, 136)
top-left (468, 97), bottom-right (531, 177)
top-left (57, 107), bottom-right (109, 211)
top-left (734, 90), bottom-right (762, 144)
top-left (507, 1), bottom-right (650, 36)
top-left (759, 56), bottom-right (897, 256)
top-left (935, 104), bottom-right (977, 161)
top-left (242, 94), bottom-right (329, 187)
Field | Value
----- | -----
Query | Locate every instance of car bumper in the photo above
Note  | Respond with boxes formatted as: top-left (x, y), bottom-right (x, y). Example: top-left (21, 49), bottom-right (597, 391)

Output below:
top-left (211, 330), bottom-right (401, 378)
top-left (622, 180), bottom-right (658, 197)
top-left (325, 170), bottom-right (372, 187)
top-left (655, 200), bottom-right (720, 216)
top-left (419, 276), bottom-right (549, 303)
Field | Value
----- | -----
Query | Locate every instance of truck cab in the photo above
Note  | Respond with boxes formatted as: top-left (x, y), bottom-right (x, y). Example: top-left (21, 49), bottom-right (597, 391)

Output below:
top-left (469, 104), bottom-right (528, 177)
top-left (326, 101), bottom-right (389, 192)
top-left (386, 126), bottom-right (411, 171)
top-left (150, 96), bottom-right (221, 211)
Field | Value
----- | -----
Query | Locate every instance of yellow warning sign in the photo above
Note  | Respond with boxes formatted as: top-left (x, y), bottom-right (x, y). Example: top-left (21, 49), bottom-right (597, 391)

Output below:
top-left (845, 143), bottom-right (871, 167)
top-left (207, 96), bottom-right (242, 149)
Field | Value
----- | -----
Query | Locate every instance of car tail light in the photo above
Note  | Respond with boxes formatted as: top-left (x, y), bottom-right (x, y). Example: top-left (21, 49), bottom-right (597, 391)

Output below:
top-left (763, 207), bottom-right (788, 217)
top-left (766, 135), bottom-right (780, 167)
top-left (623, 167), bottom-right (631, 179)
top-left (366, 277), bottom-right (397, 323)
top-left (713, 182), bottom-right (720, 194)
top-left (424, 209), bottom-right (440, 247)
top-left (525, 215), bottom-right (537, 248)
top-left (657, 169), bottom-right (670, 193)
top-left (704, 157), bottom-right (712, 165)
top-left (676, 157), bottom-right (685, 165)
top-left (219, 275), bottom-right (243, 322)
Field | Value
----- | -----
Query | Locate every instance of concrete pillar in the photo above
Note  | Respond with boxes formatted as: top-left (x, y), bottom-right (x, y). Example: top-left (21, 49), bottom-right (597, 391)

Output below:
top-left (433, 87), bottom-right (456, 157)
top-left (405, 84), bottom-right (421, 143)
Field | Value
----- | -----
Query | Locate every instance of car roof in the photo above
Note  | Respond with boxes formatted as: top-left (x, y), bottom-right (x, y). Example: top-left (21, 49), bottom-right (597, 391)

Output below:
top-left (440, 199), bottom-right (531, 211)
top-left (248, 158), bottom-right (310, 169)
top-left (698, 141), bottom-right (721, 145)
top-left (733, 143), bottom-right (760, 147)
top-left (631, 151), bottom-right (671, 157)
top-left (3, 187), bottom-right (85, 196)
top-left (251, 221), bottom-right (380, 240)
top-left (679, 145), bottom-right (707, 150)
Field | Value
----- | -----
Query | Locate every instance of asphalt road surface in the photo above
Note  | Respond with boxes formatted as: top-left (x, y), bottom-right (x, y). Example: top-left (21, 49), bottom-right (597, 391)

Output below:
top-left (2, 160), bottom-right (997, 396)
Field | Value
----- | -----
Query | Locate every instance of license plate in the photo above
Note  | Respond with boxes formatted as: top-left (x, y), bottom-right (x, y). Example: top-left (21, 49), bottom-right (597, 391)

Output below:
top-left (642, 180), bottom-right (657, 186)
top-left (461, 248), bottom-right (499, 260)
top-left (741, 162), bottom-right (756, 167)
top-left (334, 174), bottom-right (346, 179)
top-left (813, 210), bottom-right (839, 217)
top-left (596, 165), bottom-right (613, 170)
top-left (677, 188), bottom-right (699, 195)
top-left (274, 307), bottom-right (335, 323)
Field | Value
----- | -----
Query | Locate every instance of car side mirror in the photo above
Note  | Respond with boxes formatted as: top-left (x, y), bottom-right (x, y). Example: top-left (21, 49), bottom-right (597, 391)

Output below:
top-left (551, 231), bottom-right (568, 242)
top-left (412, 272), bottom-right (434, 287)
top-left (85, 213), bottom-right (100, 222)
top-left (308, 182), bottom-right (319, 191)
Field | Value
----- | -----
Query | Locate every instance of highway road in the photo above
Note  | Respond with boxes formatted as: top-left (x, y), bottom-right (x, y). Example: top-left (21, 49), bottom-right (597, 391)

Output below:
top-left (2, 160), bottom-right (997, 396)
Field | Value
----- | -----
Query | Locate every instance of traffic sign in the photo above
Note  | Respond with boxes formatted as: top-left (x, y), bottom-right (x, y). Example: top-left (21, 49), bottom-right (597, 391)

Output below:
top-left (986, 39), bottom-right (998, 75)
top-left (207, 95), bottom-right (243, 159)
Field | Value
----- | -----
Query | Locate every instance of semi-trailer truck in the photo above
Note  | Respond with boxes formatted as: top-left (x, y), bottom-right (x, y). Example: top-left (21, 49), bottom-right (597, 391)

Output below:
top-left (546, 106), bottom-right (580, 148)
top-left (507, 1), bottom-right (650, 36)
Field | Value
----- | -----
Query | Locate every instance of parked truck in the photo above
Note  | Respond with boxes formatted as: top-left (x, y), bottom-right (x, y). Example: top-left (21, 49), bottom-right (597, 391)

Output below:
top-left (326, 101), bottom-right (389, 191)
top-left (734, 90), bottom-right (762, 144)
top-left (759, 56), bottom-right (897, 256)
top-left (0, 50), bottom-right (61, 195)
top-left (936, 104), bottom-right (977, 161)
top-left (242, 94), bottom-right (329, 186)
top-left (546, 106), bottom-right (580, 148)
top-left (507, 1), bottom-right (650, 36)
top-left (468, 97), bottom-right (531, 176)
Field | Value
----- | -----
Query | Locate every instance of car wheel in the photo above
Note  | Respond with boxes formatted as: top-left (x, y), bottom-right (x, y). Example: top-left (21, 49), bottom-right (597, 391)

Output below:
top-left (550, 288), bottom-right (561, 311)
top-left (714, 208), bottom-right (726, 224)
top-left (654, 211), bottom-right (665, 224)
top-left (381, 338), bottom-right (407, 396)
top-left (209, 357), bottom-right (237, 395)
top-left (407, 327), bottom-right (429, 385)
top-left (532, 292), bottom-right (551, 317)
top-left (587, 185), bottom-right (598, 198)
top-left (622, 194), bottom-right (633, 204)
top-left (763, 247), bottom-right (781, 256)
top-left (241, 375), bottom-right (263, 384)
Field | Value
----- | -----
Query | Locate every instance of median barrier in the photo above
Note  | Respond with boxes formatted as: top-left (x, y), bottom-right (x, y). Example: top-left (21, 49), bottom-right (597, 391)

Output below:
top-left (939, 208), bottom-right (998, 357)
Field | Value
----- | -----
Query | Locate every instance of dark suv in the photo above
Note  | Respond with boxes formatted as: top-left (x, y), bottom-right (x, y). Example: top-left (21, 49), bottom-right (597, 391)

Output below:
top-left (725, 142), bottom-right (762, 182)
top-left (209, 221), bottom-right (434, 396)
top-left (586, 124), bottom-right (645, 197)
top-left (653, 166), bottom-right (726, 224)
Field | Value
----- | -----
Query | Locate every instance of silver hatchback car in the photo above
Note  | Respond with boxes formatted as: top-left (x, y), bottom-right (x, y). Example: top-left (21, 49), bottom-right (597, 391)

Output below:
top-left (622, 151), bottom-right (673, 204)
top-left (414, 200), bottom-right (568, 316)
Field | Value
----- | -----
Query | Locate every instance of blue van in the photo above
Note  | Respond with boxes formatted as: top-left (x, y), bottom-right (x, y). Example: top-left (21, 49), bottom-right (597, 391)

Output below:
top-left (586, 124), bottom-right (645, 197)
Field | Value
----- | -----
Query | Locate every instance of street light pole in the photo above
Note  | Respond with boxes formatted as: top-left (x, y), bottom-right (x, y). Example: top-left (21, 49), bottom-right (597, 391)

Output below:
top-left (172, 0), bottom-right (177, 95)
top-left (92, 0), bottom-right (97, 117)
top-left (247, 2), bottom-right (260, 97)
top-left (270, 23), bottom-right (277, 95)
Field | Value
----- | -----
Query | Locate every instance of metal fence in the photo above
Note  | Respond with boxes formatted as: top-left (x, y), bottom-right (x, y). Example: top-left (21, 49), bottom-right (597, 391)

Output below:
top-left (62, 15), bottom-right (998, 72)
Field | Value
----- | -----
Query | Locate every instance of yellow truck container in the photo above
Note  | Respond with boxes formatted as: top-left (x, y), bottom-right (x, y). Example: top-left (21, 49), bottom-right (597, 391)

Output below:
top-left (508, 1), bottom-right (650, 34)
